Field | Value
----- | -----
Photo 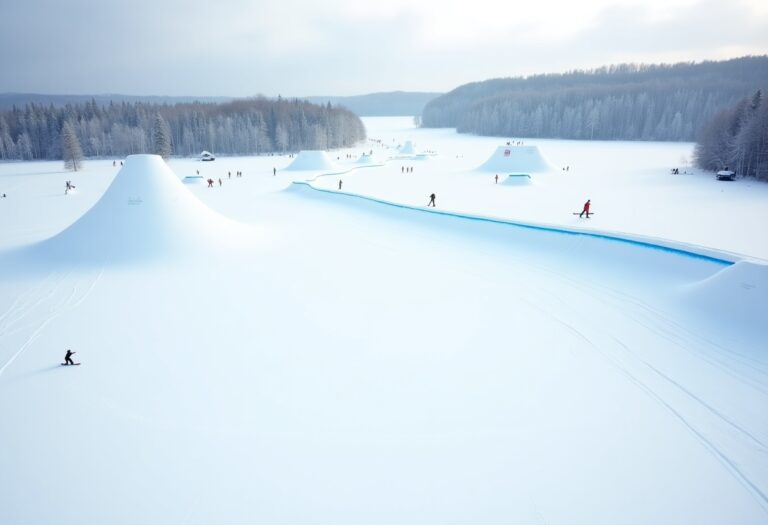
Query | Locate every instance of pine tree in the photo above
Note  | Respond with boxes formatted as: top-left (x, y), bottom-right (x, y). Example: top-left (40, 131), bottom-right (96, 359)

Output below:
top-left (61, 121), bottom-right (84, 171)
top-left (151, 113), bottom-right (172, 158)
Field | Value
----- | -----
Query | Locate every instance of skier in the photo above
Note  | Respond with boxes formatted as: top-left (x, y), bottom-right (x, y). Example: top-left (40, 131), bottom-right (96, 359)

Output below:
top-left (113, 160), bottom-right (116, 167)
top-left (197, 169), bottom-right (199, 175)
top-left (401, 166), bottom-right (404, 173)
top-left (273, 167), bottom-right (276, 176)
top-left (228, 171), bottom-right (231, 179)
top-left (207, 178), bottom-right (214, 188)
top-left (338, 179), bottom-right (343, 190)
top-left (495, 174), bottom-right (499, 184)
top-left (427, 193), bottom-right (436, 207)
top-left (579, 199), bottom-right (591, 218)
top-left (64, 349), bottom-right (76, 365)
top-left (218, 178), bottom-right (222, 187)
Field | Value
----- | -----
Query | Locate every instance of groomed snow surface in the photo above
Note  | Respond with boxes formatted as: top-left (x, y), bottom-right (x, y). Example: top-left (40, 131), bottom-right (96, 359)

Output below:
top-left (0, 117), bottom-right (767, 524)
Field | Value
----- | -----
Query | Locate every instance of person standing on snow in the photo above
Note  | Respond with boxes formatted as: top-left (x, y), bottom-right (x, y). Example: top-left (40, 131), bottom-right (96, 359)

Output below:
top-left (273, 167), bottom-right (276, 176)
top-left (64, 349), bottom-right (76, 365)
top-left (338, 180), bottom-right (343, 190)
top-left (427, 193), bottom-right (436, 207)
top-left (579, 199), bottom-right (591, 218)
top-left (495, 174), bottom-right (499, 184)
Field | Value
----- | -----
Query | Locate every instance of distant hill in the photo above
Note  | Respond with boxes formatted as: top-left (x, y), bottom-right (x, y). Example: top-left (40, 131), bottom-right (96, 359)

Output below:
top-left (304, 91), bottom-right (441, 116)
top-left (422, 56), bottom-right (768, 141)
top-left (0, 93), bottom-right (233, 110)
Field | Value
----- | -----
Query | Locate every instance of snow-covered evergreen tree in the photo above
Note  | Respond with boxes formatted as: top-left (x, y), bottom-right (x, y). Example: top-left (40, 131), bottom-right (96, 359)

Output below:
top-left (151, 113), bottom-right (172, 158)
top-left (61, 121), bottom-right (84, 171)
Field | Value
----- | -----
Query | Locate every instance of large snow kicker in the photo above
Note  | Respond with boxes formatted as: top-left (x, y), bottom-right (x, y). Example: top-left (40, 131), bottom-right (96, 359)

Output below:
top-left (284, 150), bottom-right (339, 171)
top-left (476, 145), bottom-right (556, 173)
top-left (31, 154), bottom-right (245, 264)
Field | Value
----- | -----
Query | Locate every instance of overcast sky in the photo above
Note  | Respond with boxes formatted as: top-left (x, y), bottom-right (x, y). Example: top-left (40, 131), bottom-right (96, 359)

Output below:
top-left (1, 0), bottom-right (766, 97)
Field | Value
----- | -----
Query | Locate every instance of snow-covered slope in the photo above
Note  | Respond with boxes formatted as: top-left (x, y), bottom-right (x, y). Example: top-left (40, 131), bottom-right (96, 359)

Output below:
top-left (0, 118), bottom-right (767, 525)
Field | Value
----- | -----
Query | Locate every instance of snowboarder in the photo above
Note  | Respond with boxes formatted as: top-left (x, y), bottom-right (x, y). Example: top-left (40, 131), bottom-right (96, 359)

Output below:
top-left (338, 179), bottom-right (343, 190)
top-left (64, 349), bottom-right (76, 365)
top-left (495, 174), bottom-right (499, 184)
top-left (579, 199), bottom-right (591, 218)
top-left (428, 193), bottom-right (436, 207)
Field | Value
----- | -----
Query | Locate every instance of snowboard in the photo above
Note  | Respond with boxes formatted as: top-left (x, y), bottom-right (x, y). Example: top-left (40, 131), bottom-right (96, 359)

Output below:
top-left (61, 363), bottom-right (81, 366)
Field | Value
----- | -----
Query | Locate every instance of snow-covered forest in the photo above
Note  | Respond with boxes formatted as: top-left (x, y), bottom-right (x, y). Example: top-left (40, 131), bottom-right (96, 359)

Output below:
top-left (695, 90), bottom-right (768, 180)
top-left (422, 56), bottom-right (768, 142)
top-left (0, 97), bottom-right (366, 160)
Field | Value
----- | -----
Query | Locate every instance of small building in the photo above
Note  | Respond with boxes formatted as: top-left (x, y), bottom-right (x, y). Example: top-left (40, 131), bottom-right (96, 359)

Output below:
top-left (200, 151), bottom-right (215, 162)
top-left (716, 170), bottom-right (735, 181)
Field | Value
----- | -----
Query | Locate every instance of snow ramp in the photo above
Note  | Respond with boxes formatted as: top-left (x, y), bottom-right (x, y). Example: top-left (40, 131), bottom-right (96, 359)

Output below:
top-left (284, 150), bottom-right (338, 171)
top-left (27, 154), bottom-right (246, 264)
top-left (476, 145), bottom-right (556, 173)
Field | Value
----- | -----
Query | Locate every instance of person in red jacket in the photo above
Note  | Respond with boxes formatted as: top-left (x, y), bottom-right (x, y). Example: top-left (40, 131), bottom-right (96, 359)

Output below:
top-left (579, 199), bottom-right (591, 218)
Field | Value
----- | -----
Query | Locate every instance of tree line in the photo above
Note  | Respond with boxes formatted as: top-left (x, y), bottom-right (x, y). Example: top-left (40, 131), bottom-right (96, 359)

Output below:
top-left (0, 97), bottom-right (366, 161)
top-left (421, 56), bottom-right (768, 142)
top-left (695, 90), bottom-right (768, 180)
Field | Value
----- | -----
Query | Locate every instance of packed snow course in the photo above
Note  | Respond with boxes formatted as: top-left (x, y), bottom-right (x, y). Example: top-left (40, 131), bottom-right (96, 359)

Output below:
top-left (0, 117), bottom-right (766, 525)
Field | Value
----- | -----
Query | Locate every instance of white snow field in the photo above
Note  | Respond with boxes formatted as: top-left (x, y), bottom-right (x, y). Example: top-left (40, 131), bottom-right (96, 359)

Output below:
top-left (0, 117), bottom-right (767, 524)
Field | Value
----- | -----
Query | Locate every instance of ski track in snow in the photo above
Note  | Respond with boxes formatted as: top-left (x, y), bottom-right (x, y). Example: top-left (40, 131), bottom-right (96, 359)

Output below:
top-left (512, 270), bottom-right (768, 514)
top-left (0, 269), bottom-right (103, 378)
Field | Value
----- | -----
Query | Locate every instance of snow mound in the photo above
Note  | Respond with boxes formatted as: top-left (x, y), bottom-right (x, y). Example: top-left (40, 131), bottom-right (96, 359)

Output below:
top-left (680, 260), bottom-right (768, 334)
top-left (285, 150), bottom-right (338, 171)
top-left (476, 145), bottom-right (556, 173)
top-left (35, 154), bottom-right (243, 263)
